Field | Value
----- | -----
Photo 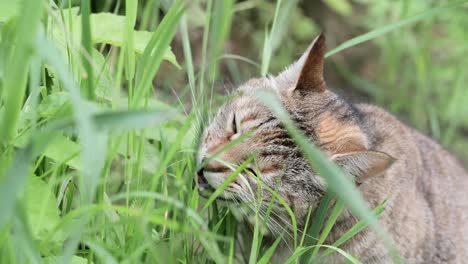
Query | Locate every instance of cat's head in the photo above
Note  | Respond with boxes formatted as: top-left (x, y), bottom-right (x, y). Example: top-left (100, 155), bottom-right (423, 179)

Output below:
top-left (196, 34), bottom-right (394, 225)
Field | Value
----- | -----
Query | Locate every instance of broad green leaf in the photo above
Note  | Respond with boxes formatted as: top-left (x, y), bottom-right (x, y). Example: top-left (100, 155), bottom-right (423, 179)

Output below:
top-left (43, 134), bottom-right (82, 169)
top-left (90, 48), bottom-right (113, 101)
top-left (90, 12), bottom-right (176, 60)
top-left (24, 176), bottom-right (63, 255)
top-left (37, 92), bottom-right (73, 119)
top-left (0, 131), bottom-right (55, 237)
top-left (48, 8), bottom-right (179, 68)
top-left (0, 150), bottom-right (29, 228)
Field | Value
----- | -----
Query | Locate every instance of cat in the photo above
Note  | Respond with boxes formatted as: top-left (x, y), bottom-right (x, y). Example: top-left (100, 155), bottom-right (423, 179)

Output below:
top-left (196, 34), bottom-right (468, 263)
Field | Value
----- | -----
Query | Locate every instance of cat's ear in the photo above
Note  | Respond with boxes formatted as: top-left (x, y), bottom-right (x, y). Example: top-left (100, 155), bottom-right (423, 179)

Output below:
top-left (331, 151), bottom-right (395, 184)
top-left (275, 33), bottom-right (327, 92)
top-left (293, 33), bottom-right (326, 93)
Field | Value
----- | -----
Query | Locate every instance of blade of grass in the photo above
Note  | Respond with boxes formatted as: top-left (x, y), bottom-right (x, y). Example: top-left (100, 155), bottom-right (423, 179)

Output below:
top-left (257, 233), bottom-right (284, 264)
top-left (80, 0), bottom-right (94, 100)
top-left (207, 0), bottom-right (234, 81)
top-left (132, 0), bottom-right (184, 107)
top-left (316, 200), bottom-right (387, 261)
top-left (299, 191), bottom-right (333, 262)
top-left (179, 15), bottom-right (197, 108)
top-left (261, 0), bottom-right (299, 75)
top-left (197, 0), bottom-right (212, 99)
top-left (309, 199), bottom-right (345, 259)
top-left (0, 0), bottom-right (43, 145)
top-left (124, 0), bottom-right (137, 81)
top-left (285, 244), bottom-right (361, 264)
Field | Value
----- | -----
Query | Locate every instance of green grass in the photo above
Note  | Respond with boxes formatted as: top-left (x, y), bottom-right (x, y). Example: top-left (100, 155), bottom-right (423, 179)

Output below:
top-left (0, 0), bottom-right (466, 263)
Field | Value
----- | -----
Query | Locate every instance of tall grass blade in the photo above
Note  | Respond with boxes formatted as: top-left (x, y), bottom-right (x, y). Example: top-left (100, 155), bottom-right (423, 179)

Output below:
top-left (309, 200), bottom-right (345, 259)
top-left (285, 244), bottom-right (361, 264)
top-left (261, 0), bottom-right (299, 75)
top-left (207, 0), bottom-right (234, 81)
top-left (299, 191), bottom-right (333, 262)
top-left (80, 0), bottom-right (95, 100)
top-left (133, 0), bottom-right (184, 107)
top-left (257, 233), bottom-right (284, 264)
top-left (0, 0), bottom-right (43, 145)
top-left (124, 0), bottom-right (137, 81)
top-left (316, 200), bottom-right (387, 261)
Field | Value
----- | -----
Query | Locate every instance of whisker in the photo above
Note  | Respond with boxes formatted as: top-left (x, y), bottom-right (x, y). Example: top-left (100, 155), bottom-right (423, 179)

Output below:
top-left (256, 201), bottom-right (294, 254)
top-left (262, 202), bottom-right (319, 242)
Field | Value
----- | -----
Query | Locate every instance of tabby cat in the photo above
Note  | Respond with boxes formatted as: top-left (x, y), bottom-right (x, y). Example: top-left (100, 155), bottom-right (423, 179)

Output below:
top-left (196, 34), bottom-right (468, 263)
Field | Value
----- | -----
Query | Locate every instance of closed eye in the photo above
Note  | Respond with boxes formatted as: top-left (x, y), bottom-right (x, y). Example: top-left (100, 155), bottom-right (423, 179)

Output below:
top-left (232, 112), bottom-right (238, 134)
top-left (245, 167), bottom-right (257, 177)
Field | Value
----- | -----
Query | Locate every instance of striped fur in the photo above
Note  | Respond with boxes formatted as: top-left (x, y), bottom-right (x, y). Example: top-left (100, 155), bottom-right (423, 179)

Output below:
top-left (196, 34), bottom-right (468, 263)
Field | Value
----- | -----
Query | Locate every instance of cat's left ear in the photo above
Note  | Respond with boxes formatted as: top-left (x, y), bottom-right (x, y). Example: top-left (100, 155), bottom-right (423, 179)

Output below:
top-left (293, 33), bottom-right (327, 93)
top-left (331, 151), bottom-right (396, 184)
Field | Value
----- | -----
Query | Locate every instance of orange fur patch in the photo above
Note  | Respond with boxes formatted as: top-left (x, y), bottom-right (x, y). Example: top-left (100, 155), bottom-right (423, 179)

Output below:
top-left (317, 113), bottom-right (367, 153)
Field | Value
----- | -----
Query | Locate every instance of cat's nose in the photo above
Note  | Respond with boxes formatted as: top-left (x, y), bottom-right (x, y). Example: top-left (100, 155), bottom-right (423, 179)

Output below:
top-left (197, 168), bottom-right (209, 190)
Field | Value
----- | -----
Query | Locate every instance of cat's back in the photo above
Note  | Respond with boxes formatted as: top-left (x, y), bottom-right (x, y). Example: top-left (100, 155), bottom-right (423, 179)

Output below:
top-left (357, 103), bottom-right (468, 263)
top-left (356, 103), bottom-right (467, 201)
